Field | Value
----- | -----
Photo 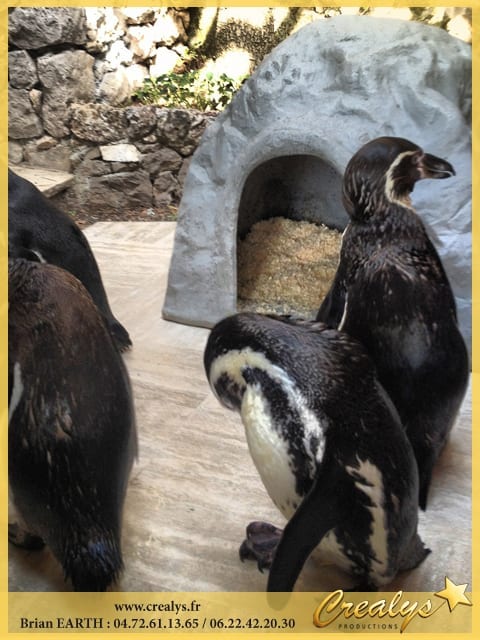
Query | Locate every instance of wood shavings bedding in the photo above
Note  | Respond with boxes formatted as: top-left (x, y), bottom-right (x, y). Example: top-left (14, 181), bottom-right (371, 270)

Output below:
top-left (237, 216), bottom-right (342, 318)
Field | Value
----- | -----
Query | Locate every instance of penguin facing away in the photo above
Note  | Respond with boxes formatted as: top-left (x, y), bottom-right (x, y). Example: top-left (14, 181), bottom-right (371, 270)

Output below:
top-left (8, 258), bottom-right (137, 591)
top-left (204, 312), bottom-right (429, 591)
top-left (316, 137), bottom-right (469, 510)
top-left (8, 169), bottom-right (132, 351)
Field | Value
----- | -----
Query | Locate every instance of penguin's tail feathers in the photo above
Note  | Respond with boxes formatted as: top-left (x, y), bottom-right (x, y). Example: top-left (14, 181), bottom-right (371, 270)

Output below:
top-left (63, 532), bottom-right (123, 592)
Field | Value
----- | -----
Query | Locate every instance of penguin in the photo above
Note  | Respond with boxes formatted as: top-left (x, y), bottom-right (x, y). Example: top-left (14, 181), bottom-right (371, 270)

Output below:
top-left (316, 137), bottom-right (469, 510)
top-left (8, 169), bottom-right (132, 351)
top-left (204, 312), bottom-right (429, 591)
top-left (8, 258), bottom-right (137, 591)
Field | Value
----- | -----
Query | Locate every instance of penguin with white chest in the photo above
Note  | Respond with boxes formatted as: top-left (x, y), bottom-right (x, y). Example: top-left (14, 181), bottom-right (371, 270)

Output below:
top-left (316, 137), bottom-right (469, 510)
top-left (8, 169), bottom-right (132, 351)
top-left (204, 312), bottom-right (429, 591)
top-left (8, 258), bottom-right (137, 591)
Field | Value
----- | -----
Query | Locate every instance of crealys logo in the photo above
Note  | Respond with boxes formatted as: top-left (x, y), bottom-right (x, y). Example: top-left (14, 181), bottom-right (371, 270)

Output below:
top-left (312, 577), bottom-right (472, 633)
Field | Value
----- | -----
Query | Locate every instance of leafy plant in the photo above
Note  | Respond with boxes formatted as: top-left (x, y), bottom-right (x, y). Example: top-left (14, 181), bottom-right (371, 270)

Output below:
top-left (132, 70), bottom-right (245, 111)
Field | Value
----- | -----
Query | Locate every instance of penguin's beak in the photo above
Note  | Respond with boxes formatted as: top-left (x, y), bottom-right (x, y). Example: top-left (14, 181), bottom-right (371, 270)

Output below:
top-left (419, 153), bottom-right (456, 180)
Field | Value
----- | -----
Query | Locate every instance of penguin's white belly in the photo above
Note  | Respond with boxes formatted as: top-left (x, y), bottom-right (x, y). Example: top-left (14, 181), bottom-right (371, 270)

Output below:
top-left (241, 385), bottom-right (298, 518)
top-left (241, 384), bottom-right (392, 583)
top-left (241, 387), bottom-right (355, 574)
top-left (210, 349), bottom-right (326, 519)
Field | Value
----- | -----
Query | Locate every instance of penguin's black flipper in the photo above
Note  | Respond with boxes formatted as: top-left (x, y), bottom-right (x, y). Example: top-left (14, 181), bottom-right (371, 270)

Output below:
top-left (417, 451), bottom-right (436, 511)
top-left (316, 266), bottom-right (347, 328)
top-left (108, 321), bottom-right (133, 353)
top-left (8, 169), bottom-right (132, 353)
top-left (267, 460), bottom-right (341, 593)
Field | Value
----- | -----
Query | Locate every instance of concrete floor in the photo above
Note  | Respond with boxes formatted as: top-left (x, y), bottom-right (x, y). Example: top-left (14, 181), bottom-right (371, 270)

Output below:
top-left (8, 221), bottom-right (472, 592)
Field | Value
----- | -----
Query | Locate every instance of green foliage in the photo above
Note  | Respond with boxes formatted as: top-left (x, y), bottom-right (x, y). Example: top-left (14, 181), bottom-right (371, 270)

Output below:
top-left (132, 70), bottom-right (244, 111)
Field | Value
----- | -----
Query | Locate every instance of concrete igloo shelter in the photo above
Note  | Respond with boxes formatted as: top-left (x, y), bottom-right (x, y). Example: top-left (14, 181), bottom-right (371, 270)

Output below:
top-left (163, 16), bottom-right (472, 351)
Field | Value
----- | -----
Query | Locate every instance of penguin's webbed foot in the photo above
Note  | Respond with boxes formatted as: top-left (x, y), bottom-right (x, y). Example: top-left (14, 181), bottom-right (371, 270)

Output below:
top-left (8, 522), bottom-right (45, 550)
top-left (239, 521), bottom-right (283, 573)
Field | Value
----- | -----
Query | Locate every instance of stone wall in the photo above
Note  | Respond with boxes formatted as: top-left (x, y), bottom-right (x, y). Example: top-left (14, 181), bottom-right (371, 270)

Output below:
top-left (18, 103), bottom-right (215, 215)
top-left (8, 7), bottom-right (216, 214)
top-left (8, 6), bottom-right (471, 215)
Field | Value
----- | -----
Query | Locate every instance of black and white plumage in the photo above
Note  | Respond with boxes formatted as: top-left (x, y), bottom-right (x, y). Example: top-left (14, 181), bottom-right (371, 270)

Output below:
top-left (8, 258), bottom-right (137, 591)
top-left (317, 137), bottom-right (469, 510)
top-left (8, 169), bottom-right (132, 351)
top-left (204, 312), bottom-right (429, 591)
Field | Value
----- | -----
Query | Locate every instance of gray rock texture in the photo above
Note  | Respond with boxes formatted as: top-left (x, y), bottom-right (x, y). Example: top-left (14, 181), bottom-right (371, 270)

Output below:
top-left (156, 109), bottom-right (210, 156)
top-left (153, 172), bottom-right (180, 206)
top-left (163, 15), bottom-right (472, 353)
top-left (70, 103), bottom-right (127, 144)
top-left (37, 50), bottom-right (95, 138)
top-left (97, 65), bottom-right (148, 106)
top-left (98, 68), bottom-right (132, 106)
top-left (141, 147), bottom-right (183, 177)
top-left (51, 107), bottom-right (215, 215)
top-left (9, 7), bottom-right (87, 49)
top-left (125, 106), bottom-right (157, 139)
top-left (8, 89), bottom-right (43, 139)
top-left (8, 141), bottom-right (23, 164)
top-left (79, 170), bottom-right (153, 215)
top-left (23, 137), bottom-right (72, 172)
top-left (8, 51), bottom-right (38, 89)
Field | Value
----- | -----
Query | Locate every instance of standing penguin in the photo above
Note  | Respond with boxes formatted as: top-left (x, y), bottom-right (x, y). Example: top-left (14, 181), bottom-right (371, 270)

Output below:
top-left (316, 137), bottom-right (469, 510)
top-left (8, 258), bottom-right (137, 591)
top-left (8, 169), bottom-right (132, 351)
top-left (204, 312), bottom-right (429, 591)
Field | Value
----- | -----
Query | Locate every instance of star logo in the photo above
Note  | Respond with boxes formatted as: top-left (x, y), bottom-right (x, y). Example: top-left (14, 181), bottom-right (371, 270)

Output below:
top-left (434, 577), bottom-right (472, 612)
